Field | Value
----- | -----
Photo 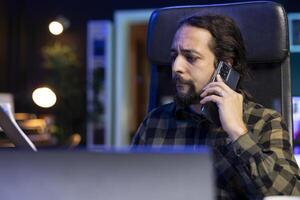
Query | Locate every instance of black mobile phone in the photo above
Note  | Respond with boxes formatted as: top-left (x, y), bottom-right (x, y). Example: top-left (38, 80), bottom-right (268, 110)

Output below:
top-left (200, 61), bottom-right (240, 126)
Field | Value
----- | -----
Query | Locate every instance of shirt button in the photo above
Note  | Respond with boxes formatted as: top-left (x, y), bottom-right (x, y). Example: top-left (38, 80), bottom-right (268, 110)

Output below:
top-left (236, 149), bottom-right (242, 156)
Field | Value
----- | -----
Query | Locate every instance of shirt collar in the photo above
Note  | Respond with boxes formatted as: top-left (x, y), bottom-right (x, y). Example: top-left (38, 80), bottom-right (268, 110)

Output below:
top-left (174, 103), bottom-right (208, 123)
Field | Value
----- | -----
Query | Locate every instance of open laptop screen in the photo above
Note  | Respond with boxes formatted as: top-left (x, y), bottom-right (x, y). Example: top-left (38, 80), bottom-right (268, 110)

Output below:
top-left (0, 150), bottom-right (214, 200)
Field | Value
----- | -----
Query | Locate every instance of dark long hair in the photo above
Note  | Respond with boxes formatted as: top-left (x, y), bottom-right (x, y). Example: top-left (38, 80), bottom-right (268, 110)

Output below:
top-left (178, 15), bottom-right (250, 98)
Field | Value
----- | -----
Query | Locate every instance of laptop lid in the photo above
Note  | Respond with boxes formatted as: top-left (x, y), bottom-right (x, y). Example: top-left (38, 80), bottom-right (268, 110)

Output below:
top-left (0, 149), bottom-right (214, 200)
top-left (0, 104), bottom-right (37, 151)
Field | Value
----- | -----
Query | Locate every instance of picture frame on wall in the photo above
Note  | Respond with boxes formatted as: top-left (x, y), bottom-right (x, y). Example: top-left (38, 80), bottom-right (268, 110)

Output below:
top-left (288, 13), bottom-right (300, 52)
top-left (86, 21), bottom-right (113, 149)
top-left (293, 96), bottom-right (300, 153)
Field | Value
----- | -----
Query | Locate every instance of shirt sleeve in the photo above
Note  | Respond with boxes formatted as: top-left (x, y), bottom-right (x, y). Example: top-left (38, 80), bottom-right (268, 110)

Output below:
top-left (231, 112), bottom-right (300, 196)
top-left (131, 115), bottom-right (149, 146)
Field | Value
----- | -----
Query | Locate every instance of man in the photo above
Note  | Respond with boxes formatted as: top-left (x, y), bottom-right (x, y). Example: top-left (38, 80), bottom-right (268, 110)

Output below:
top-left (132, 15), bottom-right (300, 199)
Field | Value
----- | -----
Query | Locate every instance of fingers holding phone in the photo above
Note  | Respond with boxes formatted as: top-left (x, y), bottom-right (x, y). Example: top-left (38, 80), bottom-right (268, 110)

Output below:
top-left (200, 74), bottom-right (231, 105)
top-left (201, 75), bottom-right (227, 97)
top-left (200, 69), bottom-right (247, 141)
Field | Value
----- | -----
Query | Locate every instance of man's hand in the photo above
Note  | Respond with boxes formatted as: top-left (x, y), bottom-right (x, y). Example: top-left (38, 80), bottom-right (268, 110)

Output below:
top-left (200, 75), bottom-right (248, 141)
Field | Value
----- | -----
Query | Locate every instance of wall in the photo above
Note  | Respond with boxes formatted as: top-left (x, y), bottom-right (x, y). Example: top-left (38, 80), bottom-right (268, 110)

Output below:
top-left (291, 53), bottom-right (300, 96)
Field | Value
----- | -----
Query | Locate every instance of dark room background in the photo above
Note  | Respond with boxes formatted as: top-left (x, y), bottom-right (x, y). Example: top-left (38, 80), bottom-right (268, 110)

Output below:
top-left (0, 0), bottom-right (300, 147)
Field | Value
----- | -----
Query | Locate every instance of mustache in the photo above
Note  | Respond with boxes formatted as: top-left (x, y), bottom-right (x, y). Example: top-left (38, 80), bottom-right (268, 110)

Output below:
top-left (172, 75), bottom-right (193, 85)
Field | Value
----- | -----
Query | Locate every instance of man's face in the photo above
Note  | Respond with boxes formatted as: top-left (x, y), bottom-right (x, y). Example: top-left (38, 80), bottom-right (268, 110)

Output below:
top-left (171, 25), bottom-right (216, 106)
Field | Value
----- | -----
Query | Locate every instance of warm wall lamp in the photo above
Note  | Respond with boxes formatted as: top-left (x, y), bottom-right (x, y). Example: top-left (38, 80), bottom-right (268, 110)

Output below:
top-left (48, 16), bottom-right (70, 35)
top-left (32, 87), bottom-right (57, 108)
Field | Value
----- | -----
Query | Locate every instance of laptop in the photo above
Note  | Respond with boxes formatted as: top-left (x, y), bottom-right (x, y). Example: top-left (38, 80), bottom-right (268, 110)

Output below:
top-left (0, 103), bottom-right (37, 151)
top-left (0, 149), bottom-right (214, 200)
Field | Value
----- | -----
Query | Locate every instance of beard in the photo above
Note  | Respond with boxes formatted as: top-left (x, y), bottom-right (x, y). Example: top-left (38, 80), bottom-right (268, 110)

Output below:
top-left (173, 75), bottom-right (202, 108)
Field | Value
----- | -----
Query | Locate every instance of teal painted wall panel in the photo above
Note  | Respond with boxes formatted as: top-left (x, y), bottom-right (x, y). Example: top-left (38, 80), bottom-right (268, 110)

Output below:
top-left (291, 53), bottom-right (300, 96)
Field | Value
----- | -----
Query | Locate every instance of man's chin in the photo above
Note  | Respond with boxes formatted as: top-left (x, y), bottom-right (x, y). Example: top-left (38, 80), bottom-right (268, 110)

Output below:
top-left (176, 87), bottom-right (189, 95)
top-left (174, 93), bottom-right (201, 107)
top-left (176, 91), bottom-right (188, 97)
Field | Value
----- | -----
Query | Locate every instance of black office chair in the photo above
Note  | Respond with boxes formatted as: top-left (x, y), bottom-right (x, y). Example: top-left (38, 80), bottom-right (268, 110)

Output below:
top-left (146, 1), bottom-right (293, 144)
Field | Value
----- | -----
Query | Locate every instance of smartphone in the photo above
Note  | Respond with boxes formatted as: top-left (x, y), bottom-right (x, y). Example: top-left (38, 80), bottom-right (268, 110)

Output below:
top-left (200, 61), bottom-right (240, 126)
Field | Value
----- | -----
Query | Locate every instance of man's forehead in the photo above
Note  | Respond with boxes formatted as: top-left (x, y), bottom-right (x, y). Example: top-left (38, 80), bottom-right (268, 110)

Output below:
top-left (171, 25), bottom-right (213, 50)
top-left (170, 45), bottom-right (200, 55)
top-left (171, 36), bottom-right (200, 52)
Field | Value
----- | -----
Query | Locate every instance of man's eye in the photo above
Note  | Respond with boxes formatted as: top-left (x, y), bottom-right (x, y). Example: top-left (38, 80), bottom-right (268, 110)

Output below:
top-left (170, 53), bottom-right (178, 62)
top-left (185, 55), bottom-right (197, 63)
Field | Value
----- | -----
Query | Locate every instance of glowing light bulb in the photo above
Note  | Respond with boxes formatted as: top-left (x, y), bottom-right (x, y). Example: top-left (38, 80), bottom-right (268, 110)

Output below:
top-left (49, 21), bottom-right (64, 35)
top-left (32, 87), bottom-right (57, 108)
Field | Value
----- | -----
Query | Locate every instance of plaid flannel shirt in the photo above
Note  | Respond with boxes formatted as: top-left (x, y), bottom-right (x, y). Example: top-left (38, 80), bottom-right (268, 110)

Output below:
top-left (132, 99), bottom-right (300, 199)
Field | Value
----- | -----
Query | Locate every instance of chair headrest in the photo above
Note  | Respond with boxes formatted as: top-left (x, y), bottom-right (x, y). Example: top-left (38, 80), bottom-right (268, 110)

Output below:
top-left (147, 1), bottom-right (288, 65)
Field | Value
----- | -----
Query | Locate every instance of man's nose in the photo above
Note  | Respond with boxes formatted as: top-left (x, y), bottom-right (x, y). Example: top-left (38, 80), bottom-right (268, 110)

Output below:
top-left (172, 55), bottom-right (185, 74)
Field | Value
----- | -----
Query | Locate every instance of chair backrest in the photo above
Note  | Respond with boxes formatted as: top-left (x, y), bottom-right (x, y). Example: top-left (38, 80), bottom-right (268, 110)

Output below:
top-left (146, 1), bottom-right (293, 144)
